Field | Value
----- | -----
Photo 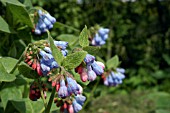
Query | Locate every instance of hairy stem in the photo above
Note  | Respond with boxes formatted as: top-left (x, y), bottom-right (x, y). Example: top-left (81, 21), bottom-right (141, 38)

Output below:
top-left (38, 79), bottom-right (47, 108)
top-left (9, 50), bottom-right (25, 74)
top-left (45, 87), bottom-right (56, 113)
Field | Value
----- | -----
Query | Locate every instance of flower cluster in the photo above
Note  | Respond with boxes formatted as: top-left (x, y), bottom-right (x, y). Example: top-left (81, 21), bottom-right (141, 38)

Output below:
top-left (24, 40), bottom-right (68, 76)
top-left (91, 27), bottom-right (110, 46)
top-left (54, 94), bottom-right (86, 113)
top-left (76, 54), bottom-right (105, 82)
top-left (49, 73), bottom-right (82, 99)
top-left (24, 50), bottom-right (43, 76)
top-left (29, 82), bottom-right (47, 101)
top-left (34, 10), bottom-right (56, 35)
top-left (102, 68), bottom-right (125, 86)
top-left (50, 72), bottom-right (86, 112)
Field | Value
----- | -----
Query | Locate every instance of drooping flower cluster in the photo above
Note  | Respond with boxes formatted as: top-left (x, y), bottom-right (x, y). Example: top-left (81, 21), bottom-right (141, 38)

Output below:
top-left (76, 54), bottom-right (105, 82)
top-left (49, 71), bottom-right (86, 112)
top-left (34, 10), bottom-right (56, 35)
top-left (91, 27), bottom-right (110, 46)
top-left (49, 72), bottom-right (82, 99)
top-left (54, 94), bottom-right (86, 113)
top-left (102, 68), bottom-right (125, 86)
top-left (24, 40), bottom-right (68, 76)
top-left (29, 82), bottom-right (47, 101)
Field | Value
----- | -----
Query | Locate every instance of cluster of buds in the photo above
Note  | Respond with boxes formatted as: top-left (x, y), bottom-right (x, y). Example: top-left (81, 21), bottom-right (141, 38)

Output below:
top-left (49, 71), bottom-right (86, 112)
top-left (29, 81), bottom-right (47, 101)
top-left (91, 27), bottom-right (110, 46)
top-left (33, 10), bottom-right (56, 35)
top-left (102, 68), bottom-right (125, 86)
top-left (24, 40), bottom-right (68, 76)
top-left (49, 72), bottom-right (83, 99)
top-left (76, 54), bottom-right (105, 82)
top-left (54, 94), bottom-right (86, 113)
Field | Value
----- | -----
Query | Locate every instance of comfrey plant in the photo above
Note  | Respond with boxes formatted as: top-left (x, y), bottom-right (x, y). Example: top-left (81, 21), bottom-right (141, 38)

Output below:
top-left (0, 2), bottom-right (125, 112)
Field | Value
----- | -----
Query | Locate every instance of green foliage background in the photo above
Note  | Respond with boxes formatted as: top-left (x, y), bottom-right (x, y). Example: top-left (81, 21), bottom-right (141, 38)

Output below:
top-left (0, 0), bottom-right (170, 113)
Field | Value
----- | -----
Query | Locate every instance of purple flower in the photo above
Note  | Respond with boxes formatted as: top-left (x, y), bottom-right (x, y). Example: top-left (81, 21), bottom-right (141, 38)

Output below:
top-left (87, 65), bottom-right (97, 81)
top-left (91, 61), bottom-right (104, 75)
top-left (58, 79), bottom-right (68, 98)
top-left (40, 62), bottom-right (50, 75)
top-left (72, 100), bottom-right (82, 113)
top-left (84, 54), bottom-right (95, 65)
top-left (66, 77), bottom-right (79, 95)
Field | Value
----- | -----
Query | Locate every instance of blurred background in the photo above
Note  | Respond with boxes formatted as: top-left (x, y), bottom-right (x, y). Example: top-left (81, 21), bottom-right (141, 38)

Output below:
top-left (1, 0), bottom-right (170, 113)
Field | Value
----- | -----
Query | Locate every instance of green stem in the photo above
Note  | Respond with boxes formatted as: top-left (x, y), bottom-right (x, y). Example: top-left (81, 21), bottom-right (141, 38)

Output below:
top-left (45, 87), bottom-right (56, 113)
top-left (106, 28), bottom-right (112, 60)
top-left (82, 78), bottom-right (101, 109)
top-left (38, 79), bottom-right (47, 108)
top-left (9, 51), bottom-right (25, 74)
top-left (55, 22), bottom-right (80, 33)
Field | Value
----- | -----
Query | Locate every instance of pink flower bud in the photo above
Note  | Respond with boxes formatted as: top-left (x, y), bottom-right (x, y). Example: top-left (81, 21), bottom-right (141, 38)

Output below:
top-left (36, 61), bottom-right (43, 76)
top-left (76, 65), bottom-right (83, 74)
top-left (80, 68), bottom-right (88, 82)
top-left (32, 59), bottom-right (37, 70)
top-left (56, 82), bottom-right (60, 92)
top-left (68, 104), bottom-right (74, 113)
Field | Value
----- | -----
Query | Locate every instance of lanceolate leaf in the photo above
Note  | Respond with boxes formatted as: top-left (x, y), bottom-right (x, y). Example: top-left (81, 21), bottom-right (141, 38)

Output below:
top-left (48, 34), bottom-right (63, 66)
top-left (6, 2), bottom-right (34, 28)
top-left (79, 25), bottom-right (89, 47)
top-left (0, 84), bottom-right (22, 109)
top-left (0, 16), bottom-right (15, 33)
top-left (83, 46), bottom-right (100, 55)
top-left (62, 51), bottom-right (87, 70)
top-left (106, 55), bottom-right (119, 70)
top-left (18, 62), bottom-right (37, 79)
top-left (57, 34), bottom-right (79, 46)
top-left (0, 62), bottom-right (16, 82)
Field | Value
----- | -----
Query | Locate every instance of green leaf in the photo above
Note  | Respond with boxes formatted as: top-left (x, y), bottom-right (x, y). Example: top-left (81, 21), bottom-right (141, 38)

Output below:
top-left (7, 3), bottom-right (34, 28)
top-left (62, 51), bottom-right (87, 70)
top-left (156, 109), bottom-right (170, 113)
top-left (1, 0), bottom-right (24, 6)
top-left (0, 84), bottom-right (22, 109)
top-left (162, 54), bottom-right (170, 66)
top-left (0, 57), bottom-right (18, 73)
top-left (30, 101), bottom-right (44, 113)
top-left (0, 16), bottom-right (15, 33)
top-left (79, 25), bottom-right (89, 47)
top-left (23, 0), bottom-right (33, 9)
top-left (11, 99), bottom-right (33, 113)
top-left (83, 46), bottom-right (100, 55)
top-left (18, 62), bottom-right (37, 79)
top-left (48, 34), bottom-right (63, 66)
top-left (57, 34), bottom-right (78, 46)
top-left (106, 55), bottom-right (119, 70)
top-left (0, 62), bottom-right (16, 82)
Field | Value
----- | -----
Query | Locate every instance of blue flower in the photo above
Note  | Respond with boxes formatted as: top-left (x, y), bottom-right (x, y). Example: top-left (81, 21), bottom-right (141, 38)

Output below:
top-left (66, 77), bottom-right (79, 95)
top-left (84, 54), bottom-right (95, 65)
top-left (54, 41), bottom-right (68, 50)
top-left (104, 68), bottom-right (125, 86)
top-left (61, 50), bottom-right (68, 56)
top-left (34, 10), bottom-right (56, 35)
top-left (58, 79), bottom-right (68, 98)
top-left (87, 65), bottom-right (97, 81)
top-left (72, 100), bottom-right (82, 113)
top-left (75, 95), bottom-right (86, 105)
top-left (91, 61), bottom-right (104, 75)
top-left (91, 27), bottom-right (110, 46)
